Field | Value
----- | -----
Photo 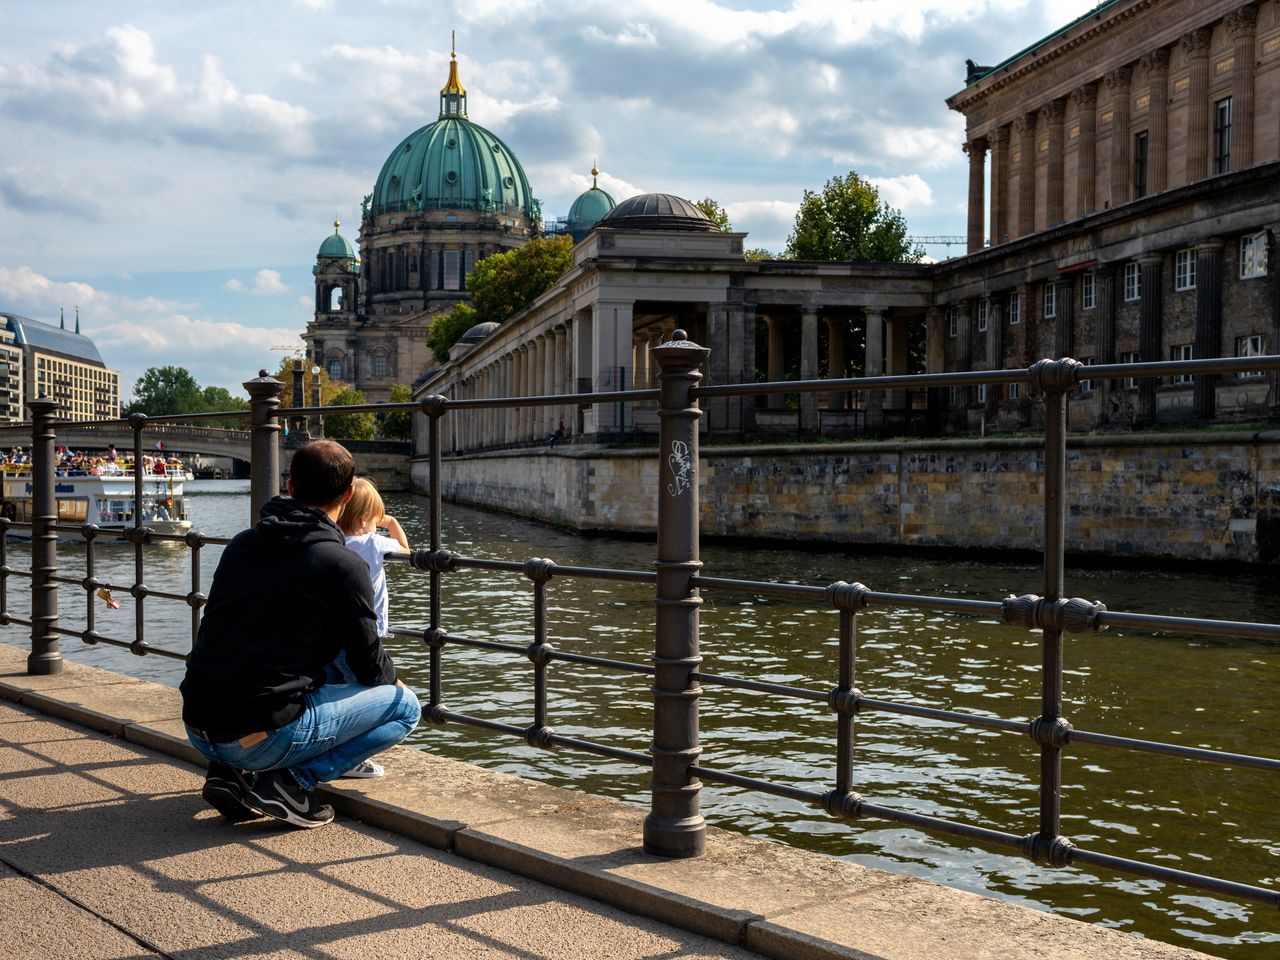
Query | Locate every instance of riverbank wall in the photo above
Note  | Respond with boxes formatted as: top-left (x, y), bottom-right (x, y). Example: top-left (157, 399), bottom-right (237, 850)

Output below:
top-left (412, 430), bottom-right (1280, 565)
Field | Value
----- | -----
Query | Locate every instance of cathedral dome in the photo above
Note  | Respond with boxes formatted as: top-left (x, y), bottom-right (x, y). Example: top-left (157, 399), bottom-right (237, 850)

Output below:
top-left (597, 193), bottom-right (716, 231)
top-left (318, 220), bottom-right (356, 259)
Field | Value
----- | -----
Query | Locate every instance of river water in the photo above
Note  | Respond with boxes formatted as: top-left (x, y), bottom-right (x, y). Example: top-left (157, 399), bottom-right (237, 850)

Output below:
top-left (3, 479), bottom-right (1278, 957)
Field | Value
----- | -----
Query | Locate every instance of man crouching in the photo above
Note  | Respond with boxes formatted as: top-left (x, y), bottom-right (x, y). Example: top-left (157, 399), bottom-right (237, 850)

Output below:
top-left (180, 440), bottom-right (420, 827)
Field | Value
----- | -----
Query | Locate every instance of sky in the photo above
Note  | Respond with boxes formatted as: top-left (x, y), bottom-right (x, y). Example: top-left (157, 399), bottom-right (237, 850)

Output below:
top-left (0, 0), bottom-right (1102, 399)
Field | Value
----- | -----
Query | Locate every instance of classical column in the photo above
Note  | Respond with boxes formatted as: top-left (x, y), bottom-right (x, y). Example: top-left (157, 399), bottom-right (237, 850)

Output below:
top-left (956, 301), bottom-right (973, 411)
top-left (1182, 28), bottom-right (1212, 183)
top-left (1015, 113), bottom-right (1037, 238)
top-left (826, 314), bottom-right (846, 410)
top-left (925, 306), bottom-right (946, 432)
top-left (991, 125), bottom-right (1010, 244)
top-left (986, 299), bottom-right (1005, 415)
top-left (885, 314), bottom-right (910, 413)
top-left (766, 314), bottom-right (785, 410)
top-left (1226, 5), bottom-right (1259, 170)
top-left (1143, 48), bottom-right (1170, 193)
top-left (553, 325), bottom-right (567, 437)
top-left (1106, 65), bottom-right (1133, 207)
top-left (541, 333), bottom-right (555, 437)
top-left (965, 136), bottom-right (988, 253)
top-left (1193, 241), bottom-right (1224, 419)
top-left (513, 347), bottom-right (526, 441)
top-left (800, 308), bottom-right (819, 433)
top-left (1072, 84), bottom-right (1098, 217)
top-left (501, 355), bottom-right (513, 444)
top-left (1137, 255), bottom-right (1164, 426)
top-left (1043, 100), bottom-right (1066, 225)
top-left (864, 307), bottom-right (885, 431)
top-left (706, 302), bottom-right (731, 433)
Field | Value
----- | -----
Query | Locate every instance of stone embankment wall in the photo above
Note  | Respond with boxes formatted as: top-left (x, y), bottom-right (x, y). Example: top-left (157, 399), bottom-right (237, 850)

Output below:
top-left (414, 431), bottom-right (1280, 564)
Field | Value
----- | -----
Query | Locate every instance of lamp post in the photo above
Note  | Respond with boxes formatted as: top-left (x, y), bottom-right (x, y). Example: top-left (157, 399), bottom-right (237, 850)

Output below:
top-left (292, 360), bottom-right (306, 441)
top-left (310, 364), bottom-right (323, 438)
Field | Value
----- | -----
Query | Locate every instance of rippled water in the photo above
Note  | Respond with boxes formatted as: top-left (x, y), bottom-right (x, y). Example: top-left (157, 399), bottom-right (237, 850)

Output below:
top-left (4, 480), bottom-right (1278, 957)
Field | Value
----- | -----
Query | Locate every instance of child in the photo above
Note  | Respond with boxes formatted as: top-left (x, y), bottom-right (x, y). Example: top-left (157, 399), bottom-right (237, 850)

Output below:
top-left (329, 477), bottom-right (410, 778)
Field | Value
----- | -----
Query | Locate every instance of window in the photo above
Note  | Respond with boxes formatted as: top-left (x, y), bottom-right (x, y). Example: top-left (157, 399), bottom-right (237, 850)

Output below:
top-left (976, 383), bottom-right (987, 403)
top-left (1122, 351), bottom-right (1140, 389)
top-left (947, 385), bottom-right (958, 405)
top-left (1009, 291), bottom-right (1020, 325)
top-left (327, 359), bottom-right (342, 381)
top-left (1240, 232), bottom-right (1268, 279)
top-left (1170, 344), bottom-right (1194, 384)
top-left (1134, 131), bottom-right (1149, 198)
top-left (1043, 283), bottom-right (1057, 319)
top-left (443, 250), bottom-right (462, 290)
top-left (1214, 97), bottom-right (1232, 175)
top-left (977, 300), bottom-right (988, 332)
top-left (1080, 357), bottom-right (1096, 393)
top-left (373, 355), bottom-right (388, 378)
top-left (948, 307), bottom-right (958, 338)
top-left (1237, 335), bottom-right (1265, 378)
top-left (1124, 262), bottom-right (1141, 301)
top-left (1008, 382), bottom-right (1020, 400)
top-left (1082, 273), bottom-right (1096, 310)
top-left (1174, 249), bottom-right (1196, 291)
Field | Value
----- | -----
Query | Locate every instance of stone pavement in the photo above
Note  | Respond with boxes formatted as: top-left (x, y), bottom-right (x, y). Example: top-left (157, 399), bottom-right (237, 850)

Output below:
top-left (0, 642), bottom-right (1213, 960)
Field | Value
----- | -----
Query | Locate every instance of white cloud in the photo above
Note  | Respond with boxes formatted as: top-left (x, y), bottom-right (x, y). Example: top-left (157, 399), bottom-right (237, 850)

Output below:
top-left (869, 174), bottom-right (934, 211)
top-left (250, 269), bottom-right (287, 295)
top-left (224, 278), bottom-right (244, 291)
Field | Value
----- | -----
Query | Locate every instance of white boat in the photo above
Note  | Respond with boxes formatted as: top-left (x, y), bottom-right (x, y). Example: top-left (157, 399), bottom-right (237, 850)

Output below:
top-left (1, 463), bottom-right (193, 536)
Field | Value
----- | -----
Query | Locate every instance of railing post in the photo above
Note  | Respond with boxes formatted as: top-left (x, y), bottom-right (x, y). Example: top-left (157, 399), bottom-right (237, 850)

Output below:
top-left (243, 370), bottom-right (283, 524)
top-left (645, 329), bottom-right (709, 858)
top-left (27, 396), bottom-right (61, 674)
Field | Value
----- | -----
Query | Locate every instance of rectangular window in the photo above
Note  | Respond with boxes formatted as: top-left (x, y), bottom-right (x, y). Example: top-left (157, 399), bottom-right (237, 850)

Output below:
top-left (1082, 274), bottom-right (1096, 310)
top-left (1240, 232), bottom-right (1268, 279)
top-left (373, 355), bottom-right (388, 378)
top-left (976, 383), bottom-right (987, 403)
top-left (1122, 351), bottom-right (1140, 389)
top-left (327, 359), bottom-right (343, 381)
top-left (1134, 131), bottom-right (1149, 198)
top-left (948, 307), bottom-right (958, 338)
top-left (1174, 249), bottom-right (1196, 291)
top-left (1214, 97), bottom-right (1232, 175)
top-left (463, 248), bottom-right (476, 281)
top-left (1043, 283), bottom-right (1057, 319)
top-left (1237, 334), bottom-right (1266, 378)
top-left (1008, 382), bottom-right (1019, 400)
top-left (977, 300), bottom-right (988, 332)
top-left (1080, 357), bottom-right (1096, 393)
top-left (428, 249), bottom-right (439, 290)
top-left (1171, 343), bottom-right (1194, 384)
top-left (1009, 291), bottom-right (1020, 325)
top-left (443, 250), bottom-right (462, 290)
top-left (1124, 262), bottom-right (1141, 301)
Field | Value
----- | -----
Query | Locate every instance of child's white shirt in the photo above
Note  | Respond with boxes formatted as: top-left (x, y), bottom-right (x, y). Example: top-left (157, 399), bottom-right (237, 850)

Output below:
top-left (343, 532), bottom-right (403, 637)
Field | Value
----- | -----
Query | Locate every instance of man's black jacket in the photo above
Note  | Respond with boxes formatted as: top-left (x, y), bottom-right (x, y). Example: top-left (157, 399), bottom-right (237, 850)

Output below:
top-left (180, 495), bottom-right (396, 739)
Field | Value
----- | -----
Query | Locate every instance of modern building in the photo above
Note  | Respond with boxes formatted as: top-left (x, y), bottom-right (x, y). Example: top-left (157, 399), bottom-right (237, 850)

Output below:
top-left (0, 327), bottom-right (24, 423)
top-left (0, 312), bottom-right (121, 421)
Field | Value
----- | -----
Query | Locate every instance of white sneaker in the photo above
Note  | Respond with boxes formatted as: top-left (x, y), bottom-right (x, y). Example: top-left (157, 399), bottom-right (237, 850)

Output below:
top-left (339, 759), bottom-right (384, 779)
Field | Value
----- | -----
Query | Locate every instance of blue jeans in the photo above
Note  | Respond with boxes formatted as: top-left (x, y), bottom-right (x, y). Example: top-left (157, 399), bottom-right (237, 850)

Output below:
top-left (186, 682), bottom-right (421, 790)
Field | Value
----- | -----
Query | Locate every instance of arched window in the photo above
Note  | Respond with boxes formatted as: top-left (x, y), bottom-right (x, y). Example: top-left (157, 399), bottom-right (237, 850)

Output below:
top-left (327, 359), bottom-right (343, 381)
top-left (329, 286), bottom-right (344, 311)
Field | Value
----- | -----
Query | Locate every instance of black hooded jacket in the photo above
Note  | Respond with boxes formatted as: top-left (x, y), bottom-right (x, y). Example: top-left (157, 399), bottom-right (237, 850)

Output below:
top-left (180, 495), bottom-right (396, 739)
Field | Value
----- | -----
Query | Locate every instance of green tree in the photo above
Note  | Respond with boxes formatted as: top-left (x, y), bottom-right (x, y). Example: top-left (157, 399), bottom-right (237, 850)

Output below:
top-left (271, 358), bottom-right (343, 407)
top-left (199, 385), bottom-right (248, 428)
top-left (379, 384), bottom-right (413, 440)
top-left (427, 302), bottom-right (478, 364)
top-left (466, 234), bottom-right (574, 326)
top-left (126, 366), bottom-right (205, 417)
top-left (784, 171), bottom-right (922, 262)
top-left (324, 386), bottom-right (376, 440)
top-left (744, 247), bottom-right (777, 261)
top-left (693, 197), bottom-right (732, 232)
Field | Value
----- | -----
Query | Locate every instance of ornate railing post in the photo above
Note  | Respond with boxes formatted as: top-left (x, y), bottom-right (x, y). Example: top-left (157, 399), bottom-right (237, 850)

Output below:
top-left (644, 329), bottom-right (709, 858)
top-left (27, 396), bottom-right (61, 674)
top-left (244, 370), bottom-right (283, 524)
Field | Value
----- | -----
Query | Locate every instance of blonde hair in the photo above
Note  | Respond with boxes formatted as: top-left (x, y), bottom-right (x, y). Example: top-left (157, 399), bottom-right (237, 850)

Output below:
top-left (337, 477), bottom-right (384, 535)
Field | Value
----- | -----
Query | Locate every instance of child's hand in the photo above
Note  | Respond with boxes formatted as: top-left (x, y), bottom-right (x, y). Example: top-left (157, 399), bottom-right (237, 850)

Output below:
top-left (379, 515), bottom-right (410, 551)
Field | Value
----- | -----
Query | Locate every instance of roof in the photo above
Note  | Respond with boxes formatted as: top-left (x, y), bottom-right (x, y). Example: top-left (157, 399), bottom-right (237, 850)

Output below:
top-left (0, 312), bottom-right (106, 365)
top-left (598, 193), bottom-right (717, 232)
top-left (318, 220), bottom-right (356, 259)
top-left (962, 0), bottom-right (1126, 85)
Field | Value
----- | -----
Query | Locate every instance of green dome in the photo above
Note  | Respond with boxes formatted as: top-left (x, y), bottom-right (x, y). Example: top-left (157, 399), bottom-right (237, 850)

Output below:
top-left (318, 221), bottom-right (356, 259)
top-left (567, 186), bottom-right (616, 242)
top-left (370, 117), bottom-right (535, 219)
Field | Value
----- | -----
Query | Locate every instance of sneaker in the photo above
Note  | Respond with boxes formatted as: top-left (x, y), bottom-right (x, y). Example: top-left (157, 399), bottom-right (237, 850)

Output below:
top-left (243, 769), bottom-right (335, 829)
top-left (201, 762), bottom-right (258, 822)
top-left (339, 759), bottom-right (385, 779)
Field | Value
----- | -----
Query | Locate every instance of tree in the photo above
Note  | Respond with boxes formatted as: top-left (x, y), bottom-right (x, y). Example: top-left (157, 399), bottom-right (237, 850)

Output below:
top-left (466, 234), bottom-right (574, 326)
top-left (126, 366), bottom-right (205, 417)
top-left (694, 197), bottom-right (732, 232)
top-left (271, 358), bottom-right (343, 407)
top-left (744, 248), bottom-right (777, 261)
top-left (784, 171), bottom-right (922, 263)
top-left (199, 386), bottom-right (248, 428)
top-left (379, 384), bottom-right (413, 440)
top-left (324, 386), bottom-right (376, 440)
top-left (427, 303), bottom-right (478, 364)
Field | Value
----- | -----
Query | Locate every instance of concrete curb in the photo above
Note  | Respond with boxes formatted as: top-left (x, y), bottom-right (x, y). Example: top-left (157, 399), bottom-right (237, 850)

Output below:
top-left (0, 642), bottom-right (1210, 960)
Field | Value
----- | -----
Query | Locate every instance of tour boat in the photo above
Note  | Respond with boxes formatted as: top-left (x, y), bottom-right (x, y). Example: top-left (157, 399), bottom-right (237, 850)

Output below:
top-left (1, 462), bottom-right (193, 537)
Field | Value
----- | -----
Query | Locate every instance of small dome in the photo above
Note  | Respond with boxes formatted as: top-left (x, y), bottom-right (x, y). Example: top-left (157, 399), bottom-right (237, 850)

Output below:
top-left (598, 193), bottom-right (717, 231)
top-left (319, 220), bottom-right (356, 259)
top-left (567, 167), bottom-right (616, 242)
top-left (458, 320), bottom-right (499, 344)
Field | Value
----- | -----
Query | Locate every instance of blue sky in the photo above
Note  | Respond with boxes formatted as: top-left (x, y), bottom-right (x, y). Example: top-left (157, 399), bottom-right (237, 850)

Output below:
top-left (0, 0), bottom-right (1098, 398)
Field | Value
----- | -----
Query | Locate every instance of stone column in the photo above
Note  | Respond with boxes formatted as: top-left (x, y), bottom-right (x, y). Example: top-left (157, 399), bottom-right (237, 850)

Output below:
top-left (1182, 28), bottom-right (1212, 183)
top-left (864, 307), bottom-right (885, 431)
top-left (1193, 241), bottom-right (1224, 419)
top-left (1015, 113), bottom-right (1037, 238)
top-left (1137, 255), bottom-right (1164, 426)
top-left (1106, 65), bottom-right (1133, 207)
top-left (1043, 100), bottom-right (1066, 225)
top-left (766, 314), bottom-right (785, 410)
top-left (541, 333), bottom-right (555, 437)
top-left (514, 347), bottom-right (527, 442)
top-left (826, 314), bottom-right (846, 410)
top-left (502, 355), bottom-right (514, 444)
top-left (591, 300), bottom-right (634, 434)
top-left (965, 136), bottom-right (988, 253)
top-left (1072, 84), bottom-right (1098, 217)
top-left (885, 313), bottom-right (910, 414)
top-left (991, 125), bottom-right (1010, 244)
top-left (956, 301), bottom-right (973, 412)
top-left (705, 302), bottom-right (731, 433)
top-left (1226, 5), bottom-right (1259, 170)
top-left (986, 298), bottom-right (1005, 415)
top-left (800, 308), bottom-right (819, 433)
top-left (925, 307), bottom-right (946, 433)
top-left (1143, 48), bottom-right (1170, 193)
top-left (553, 325), bottom-right (567, 437)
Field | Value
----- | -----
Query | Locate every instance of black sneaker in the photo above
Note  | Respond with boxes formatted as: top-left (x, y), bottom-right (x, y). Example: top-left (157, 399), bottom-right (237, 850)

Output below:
top-left (242, 769), bottom-right (335, 829)
top-left (201, 762), bottom-right (259, 822)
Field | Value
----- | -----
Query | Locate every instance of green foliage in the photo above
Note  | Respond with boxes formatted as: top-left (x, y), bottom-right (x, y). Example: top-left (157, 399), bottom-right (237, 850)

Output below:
top-left (271, 358), bottom-right (343, 407)
top-left (693, 197), bottom-right (732, 232)
top-left (785, 171), bottom-right (922, 263)
top-left (324, 386), bottom-right (376, 440)
top-left (126, 366), bottom-right (205, 417)
top-left (379, 384), bottom-right (413, 440)
top-left (466, 234), bottom-right (574, 326)
top-left (744, 248), bottom-right (778, 261)
top-left (428, 303), bottom-right (477, 364)
top-left (199, 385), bottom-right (249, 428)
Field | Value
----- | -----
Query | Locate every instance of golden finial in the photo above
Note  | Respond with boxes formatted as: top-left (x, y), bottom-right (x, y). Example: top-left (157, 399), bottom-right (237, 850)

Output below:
top-left (451, 29), bottom-right (456, 59)
top-left (591, 160), bottom-right (599, 188)
top-left (441, 31), bottom-right (466, 99)
top-left (333, 219), bottom-right (341, 233)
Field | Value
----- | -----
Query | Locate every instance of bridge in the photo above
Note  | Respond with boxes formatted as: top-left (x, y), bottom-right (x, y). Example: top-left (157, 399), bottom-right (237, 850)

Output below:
top-left (0, 421), bottom-right (253, 463)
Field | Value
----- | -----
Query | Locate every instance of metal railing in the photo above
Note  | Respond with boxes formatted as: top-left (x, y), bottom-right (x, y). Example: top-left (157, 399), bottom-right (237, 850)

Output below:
top-left (2, 349), bottom-right (1280, 910)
